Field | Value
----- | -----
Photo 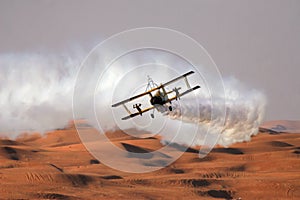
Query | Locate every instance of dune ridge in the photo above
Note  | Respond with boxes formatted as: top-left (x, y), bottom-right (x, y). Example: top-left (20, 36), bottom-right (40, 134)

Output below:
top-left (0, 121), bottom-right (299, 199)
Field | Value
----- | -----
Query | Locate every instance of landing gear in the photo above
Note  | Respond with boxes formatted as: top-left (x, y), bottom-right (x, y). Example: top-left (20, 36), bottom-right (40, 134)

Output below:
top-left (150, 109), bottom-right (155, 118)
top-left (169, 106), bottom-right (172, 111)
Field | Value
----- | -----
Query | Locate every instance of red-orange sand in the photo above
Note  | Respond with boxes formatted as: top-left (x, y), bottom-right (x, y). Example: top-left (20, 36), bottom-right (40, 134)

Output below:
top-left (0, 121), bottom-right (299, 199)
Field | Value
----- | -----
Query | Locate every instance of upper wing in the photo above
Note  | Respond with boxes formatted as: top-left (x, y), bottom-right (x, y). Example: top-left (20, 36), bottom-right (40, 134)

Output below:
top-left (162, 70), bottom-right (194, 87)
top-left (112, 71), bottom-right (195, 107)
top-left (121, 106), bottom-right (155, 120)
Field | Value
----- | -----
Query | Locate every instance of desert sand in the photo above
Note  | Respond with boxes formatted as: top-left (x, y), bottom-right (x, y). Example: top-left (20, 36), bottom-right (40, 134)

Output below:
top-left (0, 121), bottom-right (299, 200)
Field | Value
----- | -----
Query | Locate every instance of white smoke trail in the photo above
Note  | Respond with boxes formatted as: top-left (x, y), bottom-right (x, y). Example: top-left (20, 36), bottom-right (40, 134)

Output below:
top-left (168, 77), bottom-right (266, 147)
top-left (0, 53), bottom-right (81, 137)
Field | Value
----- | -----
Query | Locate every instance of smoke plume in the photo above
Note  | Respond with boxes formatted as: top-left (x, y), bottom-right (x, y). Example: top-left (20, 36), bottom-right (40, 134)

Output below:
top-left (168, 77), bottom-right (266, 146)
top-left (0, 53), bottom-right (80, 137)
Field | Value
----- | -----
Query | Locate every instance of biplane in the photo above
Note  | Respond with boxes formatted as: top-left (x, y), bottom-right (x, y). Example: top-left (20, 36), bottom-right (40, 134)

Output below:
top-left (111, 71), bottom-right (200, 120)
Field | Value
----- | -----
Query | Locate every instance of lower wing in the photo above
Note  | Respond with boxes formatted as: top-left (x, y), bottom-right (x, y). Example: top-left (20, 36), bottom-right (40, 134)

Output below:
top-left (121, 106), bottom-right (155, 120)
top-left (166, 85), bottom-right (200, 103)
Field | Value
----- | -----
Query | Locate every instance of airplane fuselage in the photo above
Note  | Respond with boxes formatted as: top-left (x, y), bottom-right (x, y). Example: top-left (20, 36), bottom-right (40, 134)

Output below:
top-left (150, 91), bottom-right (172, 112)
top-left (150, 90), bottom-right (168, 105)
top-left (150, 95), bottom-right (164, 105)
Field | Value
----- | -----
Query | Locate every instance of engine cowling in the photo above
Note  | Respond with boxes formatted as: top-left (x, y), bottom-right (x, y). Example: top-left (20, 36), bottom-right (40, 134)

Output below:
top-left (150, 96), bottom-right (164, 105)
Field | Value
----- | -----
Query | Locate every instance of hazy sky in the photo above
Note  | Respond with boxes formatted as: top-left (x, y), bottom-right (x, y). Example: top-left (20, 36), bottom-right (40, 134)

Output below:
top-left (0, 0), bottom-right (299, 120)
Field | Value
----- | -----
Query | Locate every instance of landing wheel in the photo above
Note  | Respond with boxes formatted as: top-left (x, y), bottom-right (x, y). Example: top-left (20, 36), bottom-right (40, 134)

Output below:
top-left (169, 106), bottom-right (172, 111)
top-left (150, 113), bottom-right (154, 118)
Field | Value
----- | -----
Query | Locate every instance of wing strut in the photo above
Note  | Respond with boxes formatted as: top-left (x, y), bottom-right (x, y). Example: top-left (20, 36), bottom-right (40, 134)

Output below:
top-left (184, 76), bottom-right (191, 89)
top-left (122, 104), bottom-right (131, 115)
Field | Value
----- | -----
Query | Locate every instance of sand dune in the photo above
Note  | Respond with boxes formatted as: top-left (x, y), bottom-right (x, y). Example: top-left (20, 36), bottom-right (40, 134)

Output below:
top-left (260, 120), bottom-right (300, 133)
top-left (0, 122), bottom-right (299, 199)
